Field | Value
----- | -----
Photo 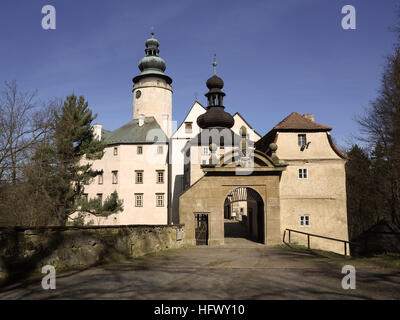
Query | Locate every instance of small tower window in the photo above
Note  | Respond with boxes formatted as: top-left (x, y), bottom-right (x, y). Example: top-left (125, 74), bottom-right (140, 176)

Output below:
top-left (137, 146), bottom-right (143, 154)
top-left (113, 147), bottom-right (118, 156)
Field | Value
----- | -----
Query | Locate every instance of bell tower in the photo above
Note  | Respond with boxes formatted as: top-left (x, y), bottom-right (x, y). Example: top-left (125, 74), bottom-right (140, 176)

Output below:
top-left (132, 31), bottom-right (173, 136)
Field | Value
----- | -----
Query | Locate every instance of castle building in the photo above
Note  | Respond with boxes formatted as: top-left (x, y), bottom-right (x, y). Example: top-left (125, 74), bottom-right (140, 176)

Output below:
top-left (79, 33), bottom-right (349, 254)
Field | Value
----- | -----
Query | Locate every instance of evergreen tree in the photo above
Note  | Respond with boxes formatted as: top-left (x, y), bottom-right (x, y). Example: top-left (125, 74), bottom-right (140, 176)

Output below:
top-left (345, 145), bottom-right (376, 239)
top-left (47, 94), bottom-right (123, 225)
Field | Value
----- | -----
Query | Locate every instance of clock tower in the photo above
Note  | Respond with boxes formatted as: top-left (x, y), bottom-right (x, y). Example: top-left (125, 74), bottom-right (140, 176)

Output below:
top-left (132, 32), bottom-right (173, 136)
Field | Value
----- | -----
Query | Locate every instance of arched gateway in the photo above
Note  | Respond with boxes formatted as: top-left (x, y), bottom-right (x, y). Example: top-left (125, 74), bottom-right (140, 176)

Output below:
top-left (224, 187), bottom-right (264, 243)
top-left (179, 148), bottom-right (286, 246)
top-left (179, 63), bottom-right (287, 246)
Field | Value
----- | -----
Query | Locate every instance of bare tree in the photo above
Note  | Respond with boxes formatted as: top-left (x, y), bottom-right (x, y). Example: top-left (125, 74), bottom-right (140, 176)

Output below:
top-left (357, 47), bottom-right (400, 227)
top-left (0, 81), bottom-right (61, 226)
top-left (0, 80), bottom-right (50, 184)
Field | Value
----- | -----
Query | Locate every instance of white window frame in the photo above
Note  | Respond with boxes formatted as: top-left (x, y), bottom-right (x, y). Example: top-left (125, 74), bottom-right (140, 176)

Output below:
top-left (136, 171), bottom-right (143, 184)
top-left (156, 194), bottom-right (164, 207)
top-left (156, 170), bottom-right (164, 184)
top-left (300, 214), bottom-right (310, 227)
top-left (135, 194), bottom-right (143, 207)
top-left (298, 168), bottom-right (308, 179)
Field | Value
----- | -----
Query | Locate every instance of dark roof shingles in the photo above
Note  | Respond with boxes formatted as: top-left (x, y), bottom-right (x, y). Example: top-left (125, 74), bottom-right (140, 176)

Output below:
top-left (273, 112), bottom-right (332, 131)
top-left (105, 117), bottom-right (167, 145)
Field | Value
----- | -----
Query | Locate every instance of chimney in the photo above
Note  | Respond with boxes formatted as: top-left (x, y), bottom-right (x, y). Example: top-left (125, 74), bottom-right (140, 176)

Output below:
top-left (138, 114), bottom-right (145, 127)
top-left (303, 114), bottom-right (315, 122)
top-left (93, 124), bottom-right (102, 140)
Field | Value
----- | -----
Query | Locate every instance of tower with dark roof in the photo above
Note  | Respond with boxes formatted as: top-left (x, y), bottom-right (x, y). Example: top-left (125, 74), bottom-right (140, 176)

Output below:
top-left (132, 31), bottom-right (173, 136)
top-left (197, 59), bottom-right (234, 130)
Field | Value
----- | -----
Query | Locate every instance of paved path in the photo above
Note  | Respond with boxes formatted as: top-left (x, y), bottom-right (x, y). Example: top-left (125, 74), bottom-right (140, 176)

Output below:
top-left (1, 237), bottom-right (399, 300)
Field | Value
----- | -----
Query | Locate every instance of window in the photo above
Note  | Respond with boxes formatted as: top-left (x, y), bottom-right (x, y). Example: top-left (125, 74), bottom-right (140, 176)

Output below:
top-left (202, 160), bottom-right (207, 165)
top-left (137, 146), bottom-right (143, 154)
top-left (135, 194), bottom-right (143, 207)
top-left (298, 134), bottom-right (307, 147)
top-left (298, 168), bottom-right (308, 179)
top-left (157, 170), bottom-right (164, 184)
top-left (97, 193), bottom-right (103, 203)
top-left (202, 147), bottom-right (209, 155)
top-left (156, 194), bottom-right (164, 207)
top-left (113, 147), bottom-right (118, 156)
top-left (157, 146), bottom-right (163, 154)
top-left (136, 171), bottom-right (143, 184)
top-left (112, 171), bottom-right (118, 184)
top-left (98, 173), bottom-right (103, 185)
top-left (300, 215), bottom-right (310, 227)
top-left (185, 122), bottom-right (192, 133)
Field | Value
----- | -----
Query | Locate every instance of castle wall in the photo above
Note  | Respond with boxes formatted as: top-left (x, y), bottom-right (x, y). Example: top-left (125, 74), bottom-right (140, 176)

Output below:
top-left (77, 143), bottom-right (168, 225)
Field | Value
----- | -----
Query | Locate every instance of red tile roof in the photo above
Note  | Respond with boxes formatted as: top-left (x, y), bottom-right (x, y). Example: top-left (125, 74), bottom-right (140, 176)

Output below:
top-left (273, 112), bottom-right (332, 131)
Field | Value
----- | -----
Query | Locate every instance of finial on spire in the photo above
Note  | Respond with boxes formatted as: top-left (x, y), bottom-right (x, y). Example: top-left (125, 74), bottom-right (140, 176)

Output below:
top-left (212, 54), bottom-right (217, 75)
top-left (151, 26), bottom-right (155, 38)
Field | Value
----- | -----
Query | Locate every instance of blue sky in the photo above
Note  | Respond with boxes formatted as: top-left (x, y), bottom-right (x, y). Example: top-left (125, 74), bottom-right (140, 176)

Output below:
top-left (0, 0), bottom-right (398, 147)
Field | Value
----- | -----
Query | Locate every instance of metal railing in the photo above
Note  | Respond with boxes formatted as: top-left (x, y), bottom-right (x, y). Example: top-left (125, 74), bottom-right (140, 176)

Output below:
top-left (283, 228), bottom-right (359, 256)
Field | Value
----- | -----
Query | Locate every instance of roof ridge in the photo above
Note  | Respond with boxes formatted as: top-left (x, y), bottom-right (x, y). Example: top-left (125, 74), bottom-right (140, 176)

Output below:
top-left (273, 112), bottom-right (332, 131)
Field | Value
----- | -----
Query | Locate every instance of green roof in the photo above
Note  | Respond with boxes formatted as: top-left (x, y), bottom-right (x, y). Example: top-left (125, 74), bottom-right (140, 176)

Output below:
top-left (101, 128), bottom-right (112, 140)
top-left (104, 117), bottom-right (168, 145)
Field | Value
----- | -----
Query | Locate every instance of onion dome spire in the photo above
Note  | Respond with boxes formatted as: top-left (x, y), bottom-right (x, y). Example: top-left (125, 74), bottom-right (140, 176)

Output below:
top-left (133, 29), bottom-right (172, 84)
top-left (197, 56), bottom-right (234, 129)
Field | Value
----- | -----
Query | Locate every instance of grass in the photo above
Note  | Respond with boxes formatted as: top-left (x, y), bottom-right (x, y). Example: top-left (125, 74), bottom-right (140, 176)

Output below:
top-left (279, 242), bottom-right (400, 270)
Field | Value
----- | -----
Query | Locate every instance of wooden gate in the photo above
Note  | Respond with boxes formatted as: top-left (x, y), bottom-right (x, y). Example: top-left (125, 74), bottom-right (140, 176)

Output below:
top-left (195, 213), bottom-right (208, 245)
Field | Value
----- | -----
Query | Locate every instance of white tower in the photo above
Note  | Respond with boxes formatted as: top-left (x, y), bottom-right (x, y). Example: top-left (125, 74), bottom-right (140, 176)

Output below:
top-left (132, 32), bottom-right (172, 137)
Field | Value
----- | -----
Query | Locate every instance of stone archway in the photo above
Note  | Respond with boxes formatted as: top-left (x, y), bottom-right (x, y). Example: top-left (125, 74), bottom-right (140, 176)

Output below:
top-left (223, 187), bottom-right (265, 243)
top-left (179, 148), bottom-right (286, 247)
